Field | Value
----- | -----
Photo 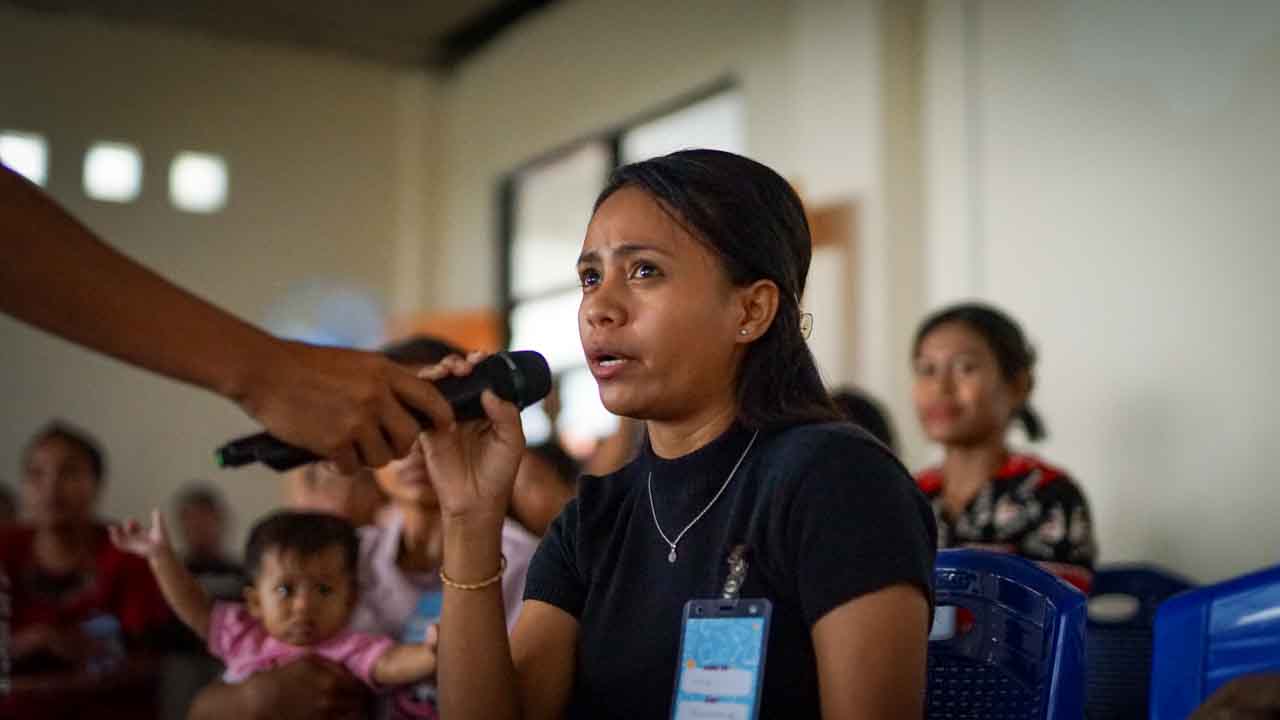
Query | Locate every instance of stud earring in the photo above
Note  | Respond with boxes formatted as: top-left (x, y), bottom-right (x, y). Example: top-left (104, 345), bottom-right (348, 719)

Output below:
top-left (739, 329), bottom-right (749, 336)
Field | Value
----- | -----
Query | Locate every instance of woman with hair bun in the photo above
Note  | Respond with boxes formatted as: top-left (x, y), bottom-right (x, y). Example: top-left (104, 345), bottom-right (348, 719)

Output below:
top-left (911, 302), bottom-right (1097, 591)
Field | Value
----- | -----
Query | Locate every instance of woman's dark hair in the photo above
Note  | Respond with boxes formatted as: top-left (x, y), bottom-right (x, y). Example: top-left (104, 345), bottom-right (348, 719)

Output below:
top-left (243, 511), bottom-right (359, 581)
top-left (380, 335), bottom-right (465, 367)
top-left (912, 302), bottom-right (1046, 441)
top-left (594, 149), bottom-right (840, 431)
top-left (528, 439), bottom-right (580, 489)
top-left (174, 482), bottom-right (228, 518)
top-left (830, 388), bottom-right (897, 452)
top-left (24, 421), bottom-right (106, 485)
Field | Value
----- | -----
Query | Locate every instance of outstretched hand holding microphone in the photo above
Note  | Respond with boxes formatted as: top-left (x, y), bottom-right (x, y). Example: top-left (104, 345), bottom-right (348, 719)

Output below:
top-left (216, 349), bottom-right (550, 473)
top-left (4, 161), bottom-right (552, 477)
top-left (1, 163), bottom-right (452, 473)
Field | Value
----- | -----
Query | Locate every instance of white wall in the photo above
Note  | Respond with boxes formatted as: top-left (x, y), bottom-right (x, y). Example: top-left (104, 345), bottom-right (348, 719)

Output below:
top-left (0, 6), bottom-right (439, 553)
top-left (923, 0), bottom-right (1280, 582)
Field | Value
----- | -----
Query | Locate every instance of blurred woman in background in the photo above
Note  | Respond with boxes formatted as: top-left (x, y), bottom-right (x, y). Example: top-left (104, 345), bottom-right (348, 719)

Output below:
top-left (1, 422), bottom-right (171, 718)
top-left (911, 302), bottom-right (1097, 591)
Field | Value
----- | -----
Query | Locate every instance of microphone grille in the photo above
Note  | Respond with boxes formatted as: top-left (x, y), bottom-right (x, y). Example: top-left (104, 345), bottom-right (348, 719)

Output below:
top-left (506, 350), bottom-right (552, 408)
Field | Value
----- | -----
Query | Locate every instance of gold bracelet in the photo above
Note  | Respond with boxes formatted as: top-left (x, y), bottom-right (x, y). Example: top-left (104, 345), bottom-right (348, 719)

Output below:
top-left (439, 554), bottom-right (507, 590)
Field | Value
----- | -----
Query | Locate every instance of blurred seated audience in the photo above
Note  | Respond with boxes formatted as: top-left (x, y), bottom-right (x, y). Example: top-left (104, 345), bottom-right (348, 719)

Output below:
top-left (831, 386), bottom-right (898, 453)
top-left (173, 482), bottom-right (244, 600)
top-left (911, 303), bottom-right (1097, 592)
top-left (0, 421), bottom-right (171, 718)
top-left (159, 483), bottom-right (247, 720)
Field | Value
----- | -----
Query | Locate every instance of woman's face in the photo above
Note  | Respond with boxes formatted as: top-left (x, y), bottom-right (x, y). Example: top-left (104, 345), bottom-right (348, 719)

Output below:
top-left (912, 322), bottom-right (1027, 447)
top-left (178, 503), bottom-right (226, 559)
top-left (374, 438), bottom-right (439, 509)
top-left (577, 188), bottom-right (745, 424)
top-left (284, 463), bottom-right (387, 528)
top-left (23, 436), bottom-right (100, 529)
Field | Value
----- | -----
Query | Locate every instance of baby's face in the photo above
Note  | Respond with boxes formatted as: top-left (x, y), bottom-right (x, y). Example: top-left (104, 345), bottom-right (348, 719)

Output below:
top-left (246, 545), bottom-right (355, 646)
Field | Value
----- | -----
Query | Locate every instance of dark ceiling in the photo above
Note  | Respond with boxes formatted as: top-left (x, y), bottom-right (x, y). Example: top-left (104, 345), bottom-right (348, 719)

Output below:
top-left (2, 0), bottom-right (556, 70)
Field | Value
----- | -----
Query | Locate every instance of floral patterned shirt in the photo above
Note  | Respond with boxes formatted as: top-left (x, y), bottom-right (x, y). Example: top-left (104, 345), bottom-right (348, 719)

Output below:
top-left (916, 454), bottom-right (1097, 592)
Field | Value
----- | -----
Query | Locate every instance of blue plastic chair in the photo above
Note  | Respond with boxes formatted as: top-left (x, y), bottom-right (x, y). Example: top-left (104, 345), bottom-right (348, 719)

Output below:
top-left (927, 549), bottom-right (1088, 720)
top-left (1086, 565), bottom-right (1195, 720)
top-left (1151, 563), bottom-right (1280, 719)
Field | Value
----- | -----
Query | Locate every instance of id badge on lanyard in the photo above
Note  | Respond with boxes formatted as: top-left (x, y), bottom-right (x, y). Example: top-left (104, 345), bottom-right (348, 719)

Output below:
top-left (670, 546), bottom-right (772, 720)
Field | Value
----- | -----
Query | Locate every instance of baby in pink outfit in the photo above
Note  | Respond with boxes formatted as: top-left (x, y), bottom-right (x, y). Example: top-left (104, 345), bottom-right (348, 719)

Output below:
top-left (111, 509), bottom-right (437, 688)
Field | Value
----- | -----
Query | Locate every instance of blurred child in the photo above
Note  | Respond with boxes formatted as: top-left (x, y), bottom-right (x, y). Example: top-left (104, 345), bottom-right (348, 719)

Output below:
top-left (354, 335), bottom-right (538, 719)
top-left (111, 510), bottom-right (439, 689)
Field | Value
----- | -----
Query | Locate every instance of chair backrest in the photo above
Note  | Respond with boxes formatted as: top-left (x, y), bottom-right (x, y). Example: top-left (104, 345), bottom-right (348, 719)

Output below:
top-left (1151, 563), bottom-right (1280, 720)
top-left (1085, 565), bottom-right (1195, 720)
top-left (927, 549), bottom-right (1088, 720)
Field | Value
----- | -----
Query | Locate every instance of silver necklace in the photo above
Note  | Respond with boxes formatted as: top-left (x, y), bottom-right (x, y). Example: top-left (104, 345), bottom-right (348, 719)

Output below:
top-left (647, 430), bottom-right (759, 564)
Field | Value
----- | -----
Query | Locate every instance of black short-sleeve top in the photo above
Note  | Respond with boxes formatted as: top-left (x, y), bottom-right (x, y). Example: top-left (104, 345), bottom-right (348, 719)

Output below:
top-left (524, 422), bottom-right (937, 719)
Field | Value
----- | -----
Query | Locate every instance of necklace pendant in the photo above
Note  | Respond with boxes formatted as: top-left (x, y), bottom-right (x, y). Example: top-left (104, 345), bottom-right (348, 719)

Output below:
top-left (668, 548), bottom-right (677, 563)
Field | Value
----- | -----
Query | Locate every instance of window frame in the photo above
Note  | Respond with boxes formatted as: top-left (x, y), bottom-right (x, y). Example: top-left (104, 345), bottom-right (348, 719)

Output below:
top-left (497, 75), bottom-right (738, 345)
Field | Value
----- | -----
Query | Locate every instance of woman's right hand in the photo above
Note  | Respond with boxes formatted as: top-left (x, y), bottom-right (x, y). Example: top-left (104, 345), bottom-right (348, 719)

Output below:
top-left (414, 353), bottom-right (527, 524)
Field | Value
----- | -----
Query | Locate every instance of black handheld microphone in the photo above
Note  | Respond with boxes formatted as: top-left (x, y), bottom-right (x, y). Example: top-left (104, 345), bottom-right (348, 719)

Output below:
top-left (215, 350), bottom-right (552, 472)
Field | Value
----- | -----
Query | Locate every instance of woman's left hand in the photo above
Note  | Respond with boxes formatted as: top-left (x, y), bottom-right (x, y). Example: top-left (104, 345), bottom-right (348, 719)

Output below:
top-left (414, 352), bottom-right (527, 524)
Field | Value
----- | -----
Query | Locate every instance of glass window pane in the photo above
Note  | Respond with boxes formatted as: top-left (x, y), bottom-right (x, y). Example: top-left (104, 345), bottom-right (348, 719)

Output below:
top-left (520, 401), bottom-right (553, 446)
top-left (621, 90), bottom-right (746, 163)
top-left (558, 366), bottom-right (620, 441)
top-left (509, 289), bottom-right (583, 375)
top-left (510, 142), bottom-right (610, 300)
top-left (0, 131), bottom-right (48, 186)
top-left (84, 141), bottom-right (142, 203)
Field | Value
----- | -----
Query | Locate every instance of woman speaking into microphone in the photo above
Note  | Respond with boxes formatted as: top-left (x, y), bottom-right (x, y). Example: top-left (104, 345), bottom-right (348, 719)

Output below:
top-left (417, 150), bottom-right (937, 719)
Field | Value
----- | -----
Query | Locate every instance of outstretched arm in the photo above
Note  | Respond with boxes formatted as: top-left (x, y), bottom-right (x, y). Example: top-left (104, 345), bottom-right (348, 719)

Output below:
top-left (110, 509), bottom-right (213, 639)
top-left (0, 164), bottom-right (452, 471)
top-left (371, 625), bottom-right (439, 686)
